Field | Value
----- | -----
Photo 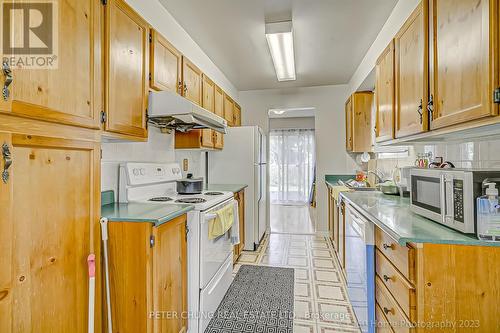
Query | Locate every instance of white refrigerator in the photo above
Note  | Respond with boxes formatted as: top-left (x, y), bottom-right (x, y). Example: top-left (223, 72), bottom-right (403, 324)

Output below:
top-left (208, 126), bottom-right (267, 250)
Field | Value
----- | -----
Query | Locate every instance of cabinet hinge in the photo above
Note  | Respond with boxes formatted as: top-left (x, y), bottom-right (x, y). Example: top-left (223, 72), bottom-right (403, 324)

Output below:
top-left (150, 235), bottom-right (155, 248)
top-left (101, 0), bottom-right (107, 5)
top-left (494, 88), bottom-right (500, 104)
top-left (185, 223), bottom-right (189, 241)
top-left (149, 72), bottom-right (151, 82)
top-left (149, 32), bottom-right (152, 43)
top-left (100, 110), bottom-right (107, 124)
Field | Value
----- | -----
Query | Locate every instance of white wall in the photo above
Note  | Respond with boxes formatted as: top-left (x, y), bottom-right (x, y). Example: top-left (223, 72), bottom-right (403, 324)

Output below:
top-left (239, 85), bottom-right (358, 232)
top-left (348, 0), bottom-right (420, 93)
top-left (269, 117), bottom-right (315, 130)
top-left (125, 0), bottom-right (239, 100)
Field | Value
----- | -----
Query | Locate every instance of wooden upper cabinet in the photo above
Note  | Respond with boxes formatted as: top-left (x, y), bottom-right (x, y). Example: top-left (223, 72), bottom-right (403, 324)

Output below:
top-left (181, 57), bottom-right (202, 106)
top-left (345, 97), bottom-right (353, 151)
top-left (394, 1), bottom-right (428, 138)
top-left (224, 94), bottom-right (235, 126)
top-left (233, 103), bottom-right (242, 126)
top-left (0, 131), bottom-right (101, 333)
top-left (150, 29), bottom-right (182, 93)
top-left (201, 74), bottom-right (215, 148)
top-left (351, 92), bottom-right (374, 152)
top-left (0, 0), bottom-right (102, 129)
top-left (429, 0), bottom-right (497, 130)
top-left (105, 0), bottom-right (149, 138)
top-left (375, 41), bottom-right (395, 142)
top-left (213, 85), bottom-right (224, 149)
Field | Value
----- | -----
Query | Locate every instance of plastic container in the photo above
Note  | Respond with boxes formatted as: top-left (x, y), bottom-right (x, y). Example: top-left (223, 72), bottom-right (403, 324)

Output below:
top-left (477, 183), bottom-right (500, 241)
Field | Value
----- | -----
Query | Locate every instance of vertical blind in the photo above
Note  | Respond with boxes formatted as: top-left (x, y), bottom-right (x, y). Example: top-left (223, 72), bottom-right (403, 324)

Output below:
top-left (269, 129), bottom-right (315, 204)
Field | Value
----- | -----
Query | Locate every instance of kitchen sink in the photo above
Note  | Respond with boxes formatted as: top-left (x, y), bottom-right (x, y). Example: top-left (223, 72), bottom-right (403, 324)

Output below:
top-left (350, 187), bottom-right (377, 192)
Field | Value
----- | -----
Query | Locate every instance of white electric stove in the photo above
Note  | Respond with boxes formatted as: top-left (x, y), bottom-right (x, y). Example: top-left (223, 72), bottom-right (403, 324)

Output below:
top-left (118, 162), bottom-right (235, 333)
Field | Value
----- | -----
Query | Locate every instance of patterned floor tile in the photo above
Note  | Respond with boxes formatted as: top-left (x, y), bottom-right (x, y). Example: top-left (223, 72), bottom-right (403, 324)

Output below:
top-left (235, 231), bottom-right (361, 333)
top-left (293, 320), bottom-right (317, 333)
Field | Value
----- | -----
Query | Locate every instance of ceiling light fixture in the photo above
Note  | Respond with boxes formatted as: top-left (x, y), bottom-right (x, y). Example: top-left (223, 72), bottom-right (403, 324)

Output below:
top-left (265, 21), bottom-right (296, 82)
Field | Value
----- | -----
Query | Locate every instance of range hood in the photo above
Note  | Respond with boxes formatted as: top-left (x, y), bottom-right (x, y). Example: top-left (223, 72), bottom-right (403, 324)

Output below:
top-left (148, 90), bottom-right (227, 133)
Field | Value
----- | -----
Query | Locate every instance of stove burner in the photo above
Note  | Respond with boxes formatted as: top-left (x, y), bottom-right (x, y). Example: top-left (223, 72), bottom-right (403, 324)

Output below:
top-left (204, 191), bottom-right (224, 196)
top-left (176, 198), bottom-right (207, 204)
top-left (149, 197), bottom-right (173, 202)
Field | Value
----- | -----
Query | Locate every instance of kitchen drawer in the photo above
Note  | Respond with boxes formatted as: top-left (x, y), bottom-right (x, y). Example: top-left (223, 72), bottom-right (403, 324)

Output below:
top-left (375, 276), bottom-right (413, 333)
top-left (375, 302), bottom-right (395, 333)
top-left (375, 228), bottom-right (415, 283)
top-left (375, 249), bottom-right (416, 319)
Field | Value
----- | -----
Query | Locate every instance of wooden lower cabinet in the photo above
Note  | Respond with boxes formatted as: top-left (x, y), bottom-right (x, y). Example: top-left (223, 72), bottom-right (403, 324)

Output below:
top-left (374, 226), bottom-right (500, 332)
top-left (107, 214), bottom-right (188, 333)
top-left (233, 190), bottom-right (246, 262)
top-left (0, 117), bottom-right (101, 333)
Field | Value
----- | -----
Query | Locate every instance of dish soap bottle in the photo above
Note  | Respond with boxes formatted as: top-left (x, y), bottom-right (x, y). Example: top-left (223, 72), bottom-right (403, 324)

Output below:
top-left (477, 183), bottom-right (500, 241)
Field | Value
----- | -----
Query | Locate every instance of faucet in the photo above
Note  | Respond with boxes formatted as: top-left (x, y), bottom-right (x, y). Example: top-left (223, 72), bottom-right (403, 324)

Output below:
top-left (367, 170), bottom-right (385, 186)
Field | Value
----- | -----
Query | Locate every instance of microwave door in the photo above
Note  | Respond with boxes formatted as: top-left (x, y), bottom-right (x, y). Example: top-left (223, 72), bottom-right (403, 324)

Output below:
top-left (411, 175), bottom-right (443, 222)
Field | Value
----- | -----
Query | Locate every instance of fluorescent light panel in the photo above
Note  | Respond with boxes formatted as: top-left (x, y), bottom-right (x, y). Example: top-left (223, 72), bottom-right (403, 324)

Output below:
top-left (265, 21), bottom-right (296, 81)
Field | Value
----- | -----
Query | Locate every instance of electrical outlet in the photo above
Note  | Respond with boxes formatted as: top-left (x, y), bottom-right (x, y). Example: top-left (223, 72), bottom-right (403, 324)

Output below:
top-left (183, 159), bottom-right (188, 171)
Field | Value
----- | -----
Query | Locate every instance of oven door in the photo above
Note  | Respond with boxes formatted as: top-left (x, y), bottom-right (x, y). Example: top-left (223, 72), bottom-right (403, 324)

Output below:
top-left (410, 170), bottom-right (443, 223)
top-left (199, 198), bottom-right (235, 289)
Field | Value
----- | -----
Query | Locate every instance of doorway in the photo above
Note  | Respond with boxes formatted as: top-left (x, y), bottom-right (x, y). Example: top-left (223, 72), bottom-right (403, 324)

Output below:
top-left (268, 109), bottom-right (316, 234)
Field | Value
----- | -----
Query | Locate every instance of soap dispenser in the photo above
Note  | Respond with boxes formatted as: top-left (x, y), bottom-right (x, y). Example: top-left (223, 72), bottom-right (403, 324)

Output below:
top-left (477, 182), bottom-right (500, 241)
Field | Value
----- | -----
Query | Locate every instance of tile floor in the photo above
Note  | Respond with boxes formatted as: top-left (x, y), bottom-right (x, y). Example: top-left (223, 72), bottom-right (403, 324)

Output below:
top-left (270, 204), bottom-right (316, 234)
top-left (234, 233), bottom-right (361, 333)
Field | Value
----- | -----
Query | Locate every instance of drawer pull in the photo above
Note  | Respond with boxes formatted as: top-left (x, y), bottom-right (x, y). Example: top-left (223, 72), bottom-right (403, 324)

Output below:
top-left (382, 243), bottom-right (394, 250)
top-left (383, 274), bottom-right (392, 282)
top-left (383, 307), bottom-right (394, 316)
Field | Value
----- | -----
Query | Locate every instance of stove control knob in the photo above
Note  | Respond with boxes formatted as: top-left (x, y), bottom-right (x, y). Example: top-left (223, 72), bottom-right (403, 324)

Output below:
top-left (140, 168), bottom-right (146, 176)
top-left (133, 168), bottom-right (139, 176)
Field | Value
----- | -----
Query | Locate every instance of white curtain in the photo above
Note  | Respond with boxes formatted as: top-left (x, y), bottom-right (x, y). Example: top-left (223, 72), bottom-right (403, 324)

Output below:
top-left (269, 129), bottom-right (315, 205)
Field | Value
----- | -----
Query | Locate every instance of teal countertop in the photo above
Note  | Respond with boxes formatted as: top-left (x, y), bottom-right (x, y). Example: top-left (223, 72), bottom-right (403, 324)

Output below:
top-left (325, 175), bottom-right (355, 187)
top-left (340, 191), bottom-right (500, 247)
top-left (101, 202), bottom-right (194, 227)
top-left (205, 184), bottom-right (248, 193)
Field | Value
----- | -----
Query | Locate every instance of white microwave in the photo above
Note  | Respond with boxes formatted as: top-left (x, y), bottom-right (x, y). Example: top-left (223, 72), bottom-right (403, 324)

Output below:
top-left (410, 168), bottom-right (500, 234)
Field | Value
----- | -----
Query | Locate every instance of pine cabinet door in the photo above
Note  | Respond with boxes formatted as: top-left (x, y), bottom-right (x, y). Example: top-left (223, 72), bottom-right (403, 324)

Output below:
top-left (395, 1), bottom-right (429, 138)
top-left (429, 0), bottom-right (497, 129)
top-left (201, 74), bottom-right (215, 148)
top-left (108, 222), bottom-right (153, 333)
top-left (233, 103), bottom-right (242, 126)
top-left (224, 94), bottom-right (234, 126)
top-left (105, 0), bottom-right (149, 138)
top-left (150, 29), bottom-right (182, 93)
top-left (0, 131), bottom-right (101, 333)
top-left (181, 57), bottom-right (202, 106)
top-left (0, 0), bottom-right (102, 129)
top-left (153, 215), bottom-right (188, 333)
top-left (345, 97), bottom-right (353, 151)
top-left (375, 41), bottom-right (395, 142)
top-left (352, 92), bottom-right (374, 153)
top-left (213, 86), bottom-right (224, 149)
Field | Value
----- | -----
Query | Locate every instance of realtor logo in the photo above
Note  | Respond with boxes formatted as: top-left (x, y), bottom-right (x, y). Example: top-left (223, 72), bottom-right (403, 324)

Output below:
top-left (1, 0), bottom-right (58, 69)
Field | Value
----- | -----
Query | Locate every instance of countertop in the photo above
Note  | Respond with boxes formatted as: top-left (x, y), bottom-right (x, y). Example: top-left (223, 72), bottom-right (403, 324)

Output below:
top-left (101, 202), bottom-right (194, 227)
top-left (325, 175), bottom-right (355, 188)
top-left (340, 191), bottom-right (500, 247)
top-left (205, 184), bottom-right (248, 193)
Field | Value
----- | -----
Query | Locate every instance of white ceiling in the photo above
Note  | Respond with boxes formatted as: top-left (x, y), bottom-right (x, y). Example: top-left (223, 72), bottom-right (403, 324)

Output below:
top-left (159, 0), bottom-right (398, 91)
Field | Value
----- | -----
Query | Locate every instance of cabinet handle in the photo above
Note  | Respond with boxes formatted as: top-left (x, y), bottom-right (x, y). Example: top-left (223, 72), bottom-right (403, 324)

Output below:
top-left (382, 243), bottom-right (393, 250)
top-left (427, 94), bottom-right (434, 121)
top-left (178, 81), bottom-right (183, 93)
top-left (417, 99), bottom-right (423, 124)
top-left (2, 142), bottom-right (12, 184)
top-left (383, 307), bottom-right (394, 316)
top-left (2, 61), bottom-right (13, 101)
top-left (383, 274), bottom-right (392, 282)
